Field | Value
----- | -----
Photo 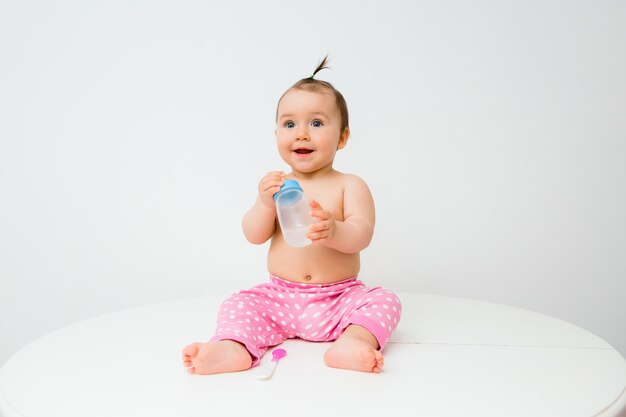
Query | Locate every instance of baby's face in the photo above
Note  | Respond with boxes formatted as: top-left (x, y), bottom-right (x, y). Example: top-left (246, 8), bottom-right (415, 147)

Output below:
top-left (275, 89), bottom-right (348, 175)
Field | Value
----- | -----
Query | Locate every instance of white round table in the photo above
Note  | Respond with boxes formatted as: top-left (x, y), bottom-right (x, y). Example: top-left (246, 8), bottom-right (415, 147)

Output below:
top-left (1, 293), bottom-right (625, 417)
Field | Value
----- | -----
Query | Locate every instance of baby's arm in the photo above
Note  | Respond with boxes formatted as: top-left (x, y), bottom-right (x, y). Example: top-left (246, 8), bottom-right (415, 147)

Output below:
top-left (308, 175), bottom-right (375, 254)
top-left (242, 171), bottom-right (285, 244)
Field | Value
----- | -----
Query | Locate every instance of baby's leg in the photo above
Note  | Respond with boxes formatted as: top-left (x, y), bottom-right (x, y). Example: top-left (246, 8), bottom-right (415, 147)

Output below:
top-left (182, 284), bottom-right (288, 374)
top-left (323, 324), bottom-right (384, 373)
top-left (323, 286), bottom-right (402, 373)
top-left (182, 340), bottom-right (252, 375)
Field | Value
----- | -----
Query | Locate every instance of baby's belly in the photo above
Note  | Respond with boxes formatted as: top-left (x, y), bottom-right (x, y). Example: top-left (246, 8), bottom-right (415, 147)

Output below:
top-left (267, 237), bottom-right (360, 284)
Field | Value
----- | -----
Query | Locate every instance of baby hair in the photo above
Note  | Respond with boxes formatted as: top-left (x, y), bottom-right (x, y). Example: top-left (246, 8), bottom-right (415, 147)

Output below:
top-left (276, 55), bottom-right (350, 134)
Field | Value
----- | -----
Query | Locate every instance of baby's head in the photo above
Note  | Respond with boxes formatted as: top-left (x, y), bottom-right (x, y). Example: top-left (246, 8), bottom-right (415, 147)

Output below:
top-left (276, 56), bottom-right (350, 136)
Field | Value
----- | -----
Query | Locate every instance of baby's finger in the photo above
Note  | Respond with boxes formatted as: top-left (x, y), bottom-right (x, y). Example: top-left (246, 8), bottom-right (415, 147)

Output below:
top-left (266, 187), bottom-right (282, 197)
top-left (309, 199), bottom-right (323, 209)
top-left (307, 230), bottom-right (319, 240)
top-left (310, 210), bottom-right (330, 220)
top-left (267, 173), bottom-right (285, 182)
top-left (262, 178), bottom-right (284, 191)
top-left (261, 172), bottom-right (285, 186)
top-left (266, 170), bottom-right (286, 177)
top-left (308, 222), bottom-right (325, 233)
top-left (263, 182), bottom-right (283, 193)
top-left (308, 231), bottom-right (327, 241)
top-left (272, 172), bottom-right (286, 181)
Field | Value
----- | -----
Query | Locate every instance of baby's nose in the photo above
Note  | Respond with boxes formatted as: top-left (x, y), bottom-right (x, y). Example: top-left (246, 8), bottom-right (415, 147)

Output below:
top-left (296, 127), bottom-right (310, 140)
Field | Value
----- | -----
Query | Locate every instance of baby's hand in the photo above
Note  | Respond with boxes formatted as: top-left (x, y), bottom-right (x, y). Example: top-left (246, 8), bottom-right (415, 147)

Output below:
top-left (258, 171), bottom-right (286, 208)
top-left (307, 199), bottom-right (336, 242)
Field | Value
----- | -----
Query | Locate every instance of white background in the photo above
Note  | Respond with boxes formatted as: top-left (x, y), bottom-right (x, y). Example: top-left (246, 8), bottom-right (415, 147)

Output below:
top-left (1, 0), bottom-right (624, 366)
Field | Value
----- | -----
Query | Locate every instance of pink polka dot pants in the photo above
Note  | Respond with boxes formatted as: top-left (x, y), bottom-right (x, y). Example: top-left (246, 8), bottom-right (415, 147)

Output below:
top-left (210, 275), bottom-right (402, 366)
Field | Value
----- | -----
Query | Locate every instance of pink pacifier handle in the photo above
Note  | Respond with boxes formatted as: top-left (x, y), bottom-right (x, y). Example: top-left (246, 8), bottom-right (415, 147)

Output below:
top-left (257, 348), bottom-right (287, 380)
top-left (271, 348), bottom-right (287, 361)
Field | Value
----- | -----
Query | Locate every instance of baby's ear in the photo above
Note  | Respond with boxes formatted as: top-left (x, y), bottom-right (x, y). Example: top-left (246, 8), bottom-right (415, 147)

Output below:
top-left (337, 128), bottom-right (350, 150)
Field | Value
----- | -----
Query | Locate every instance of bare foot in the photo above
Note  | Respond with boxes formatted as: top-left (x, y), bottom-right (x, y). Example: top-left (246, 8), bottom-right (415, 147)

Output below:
top-left (323, 325), bottom-right (384, 373)
top-left (181, 340), bottom-right (252, 375)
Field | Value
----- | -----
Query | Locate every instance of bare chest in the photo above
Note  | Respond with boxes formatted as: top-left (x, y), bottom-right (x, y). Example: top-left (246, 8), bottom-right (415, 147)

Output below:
top-left (292, 180), bottom-right (345, 221)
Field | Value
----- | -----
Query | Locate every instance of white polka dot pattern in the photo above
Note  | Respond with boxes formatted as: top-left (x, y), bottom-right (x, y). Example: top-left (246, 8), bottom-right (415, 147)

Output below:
top-left (210, 275), bottom-right (402, 366)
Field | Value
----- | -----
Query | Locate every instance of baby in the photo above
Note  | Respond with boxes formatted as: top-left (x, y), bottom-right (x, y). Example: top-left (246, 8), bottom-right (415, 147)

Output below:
top-left (182, 57), bottom-right (402, 374)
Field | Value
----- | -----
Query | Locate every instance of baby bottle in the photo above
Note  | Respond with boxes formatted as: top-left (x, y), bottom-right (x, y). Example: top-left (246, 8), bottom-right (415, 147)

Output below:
top-left (274, 179), bottom-right (313, 248)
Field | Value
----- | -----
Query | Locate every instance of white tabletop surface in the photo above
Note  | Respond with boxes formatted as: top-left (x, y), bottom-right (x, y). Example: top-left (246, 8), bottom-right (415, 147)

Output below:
top-left (1, 292), bottom-right (625, 417)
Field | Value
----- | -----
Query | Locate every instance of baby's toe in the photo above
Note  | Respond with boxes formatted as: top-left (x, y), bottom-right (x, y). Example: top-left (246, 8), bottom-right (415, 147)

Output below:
top-left (182, 343), bottom-right (199, 358)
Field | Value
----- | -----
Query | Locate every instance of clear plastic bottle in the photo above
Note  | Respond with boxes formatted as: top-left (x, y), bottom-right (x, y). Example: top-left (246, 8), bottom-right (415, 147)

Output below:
top-left (274, 179), bottom-right (313, 248)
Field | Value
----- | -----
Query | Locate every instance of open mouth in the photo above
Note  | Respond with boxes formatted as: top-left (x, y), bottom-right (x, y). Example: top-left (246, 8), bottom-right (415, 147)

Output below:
top-left (294, 148), bottom-right (314, 155)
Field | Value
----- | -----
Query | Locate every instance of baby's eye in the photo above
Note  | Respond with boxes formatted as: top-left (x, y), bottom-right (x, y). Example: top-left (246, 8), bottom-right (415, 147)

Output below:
top-left (311, 120), bottom-right (323, 127)
top-left (284, 121), bottom-right (295, 128)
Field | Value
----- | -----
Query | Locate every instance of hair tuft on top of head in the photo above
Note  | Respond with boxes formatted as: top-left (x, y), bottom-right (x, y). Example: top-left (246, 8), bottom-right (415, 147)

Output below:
top-left (311, 55), bottom-right (330, 78)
